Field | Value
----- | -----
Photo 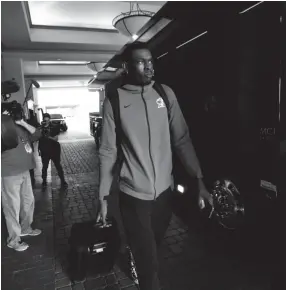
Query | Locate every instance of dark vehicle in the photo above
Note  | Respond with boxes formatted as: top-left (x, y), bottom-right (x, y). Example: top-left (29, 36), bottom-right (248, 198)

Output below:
top-left (89, 113), bottom-right (102, 150)
top-left (146, 2), bottom-right (282, 288)
top-left (50, 114), bottom-right (68, 132)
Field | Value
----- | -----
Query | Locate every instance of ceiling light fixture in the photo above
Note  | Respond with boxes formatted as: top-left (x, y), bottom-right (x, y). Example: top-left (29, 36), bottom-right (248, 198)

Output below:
top-left (132, 34), bottom-right (139, 40)
top-left (39, 61), bottom-right (89, 65)
top-left (87, 62), bottom-right (106, 73)
top-left (112, 2), bottom-right (155, 38)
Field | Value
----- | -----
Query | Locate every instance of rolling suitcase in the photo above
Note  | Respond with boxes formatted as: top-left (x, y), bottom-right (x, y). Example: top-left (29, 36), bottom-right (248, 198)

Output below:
top-left (68, 217), bottom-right (121, 282)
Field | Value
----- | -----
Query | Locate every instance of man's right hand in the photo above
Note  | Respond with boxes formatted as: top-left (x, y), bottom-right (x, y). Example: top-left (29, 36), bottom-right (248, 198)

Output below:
top-left (96, 199), bottom-right (108, 226)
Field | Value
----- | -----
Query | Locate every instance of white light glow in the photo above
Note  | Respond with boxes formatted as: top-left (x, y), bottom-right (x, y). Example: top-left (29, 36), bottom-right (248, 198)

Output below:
top-left (177, 185), bottom-right (185, 194)
top-left (279, 77), bottom-right (281, 121)
top-left (95, 248), bottom-right (104, 253)
top-left (37, 87), bottom-right (99, 108)
top-left (157, 52), bottom-right (168, 59)
top-left (37, 87), bottom-right (100, 135)
top-left (132, 34), bottom-right (138, 40)
top-left (176, 31), bottom-right (208, 50)
top-left (27, 100), bottom-right (34, 110)
top-left (239, 2), bottom-right (264, 14)
top-left (39, 61), bottom-right (89, 65)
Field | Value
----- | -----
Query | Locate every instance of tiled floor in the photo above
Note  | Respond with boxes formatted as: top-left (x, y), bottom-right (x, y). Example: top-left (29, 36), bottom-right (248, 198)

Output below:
top-left (1, 135), bottom-right (280, 290)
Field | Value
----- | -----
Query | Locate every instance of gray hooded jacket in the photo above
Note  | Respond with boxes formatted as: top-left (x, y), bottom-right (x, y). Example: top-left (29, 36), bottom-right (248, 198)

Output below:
top-left (99, 81), bottom-right (203, 201)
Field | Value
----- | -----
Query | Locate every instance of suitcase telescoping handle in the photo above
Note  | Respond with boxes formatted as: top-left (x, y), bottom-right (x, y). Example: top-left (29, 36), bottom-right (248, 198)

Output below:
top-left (97, 223), bottom-right (112, 229)
top-left (88, 242), bottom-right (108, 255)
top-left (93, 219), bottom-right (112, 229)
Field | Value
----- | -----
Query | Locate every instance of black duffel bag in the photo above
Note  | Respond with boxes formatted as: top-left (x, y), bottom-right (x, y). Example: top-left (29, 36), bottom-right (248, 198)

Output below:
top-left (1, 114), bottom-right (18, 152)
top-left (68, 217), bottom-right (121, 282)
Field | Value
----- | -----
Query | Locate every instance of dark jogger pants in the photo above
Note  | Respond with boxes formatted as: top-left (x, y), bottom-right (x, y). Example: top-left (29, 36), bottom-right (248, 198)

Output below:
top-left (29, 169), bottom-right (35, 185)
top-left (119, 188), bottom-right (173, 290)
top-left (41, 147), bottom-right (65, 182)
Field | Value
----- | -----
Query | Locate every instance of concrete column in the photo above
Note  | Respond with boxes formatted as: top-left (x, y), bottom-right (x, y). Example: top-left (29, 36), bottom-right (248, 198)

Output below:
top-left (2, 56), bottom-right (26, 104)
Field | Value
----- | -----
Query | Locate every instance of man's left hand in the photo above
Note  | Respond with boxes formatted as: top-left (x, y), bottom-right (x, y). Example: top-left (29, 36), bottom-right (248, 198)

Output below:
top-left (198, 179), bottom-right (213, 209)
top-left (198, 188), bottom-right (213, 209)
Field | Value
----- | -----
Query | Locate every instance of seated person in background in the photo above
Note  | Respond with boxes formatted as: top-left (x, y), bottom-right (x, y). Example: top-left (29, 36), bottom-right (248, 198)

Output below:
top-left (38, 113), bottom-right (67, 188)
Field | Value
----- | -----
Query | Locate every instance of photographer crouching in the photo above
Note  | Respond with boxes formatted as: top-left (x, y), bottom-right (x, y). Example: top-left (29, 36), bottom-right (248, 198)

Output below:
top-left (1, 101), bottom-right (42, 251)
top-left (38, 113), bottom-right (67, 188)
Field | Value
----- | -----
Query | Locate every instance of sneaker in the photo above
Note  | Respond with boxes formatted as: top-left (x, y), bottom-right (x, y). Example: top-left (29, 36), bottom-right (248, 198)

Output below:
top-left (20, 229), bottom-right (42, 237)
top-left (8, 241), bottom-right (29, 251)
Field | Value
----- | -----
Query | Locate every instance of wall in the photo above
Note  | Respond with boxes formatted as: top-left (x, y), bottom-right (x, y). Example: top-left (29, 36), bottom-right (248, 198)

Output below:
top-left (154, 2), bottom-right (281, 192)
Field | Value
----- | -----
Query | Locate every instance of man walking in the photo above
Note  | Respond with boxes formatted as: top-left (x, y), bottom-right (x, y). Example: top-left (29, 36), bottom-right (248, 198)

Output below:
top-left (1, 117), bottom-right (42, 251)
top-left (38, 113), bottom-right (67, 188)
top-left (97, 42), bottom-right (213, 290)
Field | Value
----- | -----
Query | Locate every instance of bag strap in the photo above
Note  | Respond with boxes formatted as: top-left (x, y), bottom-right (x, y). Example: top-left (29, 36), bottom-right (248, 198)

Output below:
top-left (105, 87), bottom-right (123, 162)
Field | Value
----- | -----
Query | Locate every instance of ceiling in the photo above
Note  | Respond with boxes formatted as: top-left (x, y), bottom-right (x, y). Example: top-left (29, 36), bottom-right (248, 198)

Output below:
top-left (1, 1), bottom-right (166, 86)
top-left (28, 1), bottom-right (164, 30)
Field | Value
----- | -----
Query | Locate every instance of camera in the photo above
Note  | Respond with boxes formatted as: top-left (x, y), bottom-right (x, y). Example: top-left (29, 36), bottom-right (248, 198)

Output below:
top-left (1, 101), bottom-right (24, 121)
top-left (40, 121), bottom-right (50, 137)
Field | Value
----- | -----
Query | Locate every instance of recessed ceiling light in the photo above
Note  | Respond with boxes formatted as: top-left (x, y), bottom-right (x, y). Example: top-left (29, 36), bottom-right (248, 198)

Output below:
top-left (239, 1), bottom-right (264, 14)
top-left (157, 52), bottom-right (168, 59)
top-left (39, 61), bottom-right (89, 65)
top-left (176, 31), bottom-right (208, 50)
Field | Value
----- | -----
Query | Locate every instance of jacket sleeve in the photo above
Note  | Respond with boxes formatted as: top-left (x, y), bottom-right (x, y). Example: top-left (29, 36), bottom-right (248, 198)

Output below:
top-left (98, 97), bottom-right (118, 200)
top-left (29, 128), bottom-right (42, 143)
top-left (51, 125), bottom-right (60, 137)
top-left (162, 84), bottom-right (203, 179)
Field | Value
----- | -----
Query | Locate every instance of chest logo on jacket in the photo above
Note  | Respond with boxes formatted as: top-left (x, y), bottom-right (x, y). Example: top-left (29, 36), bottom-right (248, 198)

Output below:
top-left (156, 97), bottom-right (165, 109)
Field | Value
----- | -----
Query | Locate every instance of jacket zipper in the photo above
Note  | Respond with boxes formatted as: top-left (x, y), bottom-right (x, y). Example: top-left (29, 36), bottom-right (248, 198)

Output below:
top-left (141, 87), bottom-right (157, 200)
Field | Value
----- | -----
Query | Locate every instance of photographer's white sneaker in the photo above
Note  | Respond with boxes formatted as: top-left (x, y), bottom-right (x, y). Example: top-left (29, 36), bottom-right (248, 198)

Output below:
top-left (8, 241), bottom-right (29, 252)
top-left (20, 229), bottom-right (42, 237)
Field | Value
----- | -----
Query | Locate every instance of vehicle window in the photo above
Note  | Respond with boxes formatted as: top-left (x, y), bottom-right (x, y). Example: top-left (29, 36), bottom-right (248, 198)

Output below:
top-left (50, 114), bottom-right (63, 119)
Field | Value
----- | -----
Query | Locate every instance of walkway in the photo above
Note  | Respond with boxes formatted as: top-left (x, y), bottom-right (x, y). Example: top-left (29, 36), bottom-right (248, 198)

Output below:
top-left (1, 133), bottom-right (278, 290)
